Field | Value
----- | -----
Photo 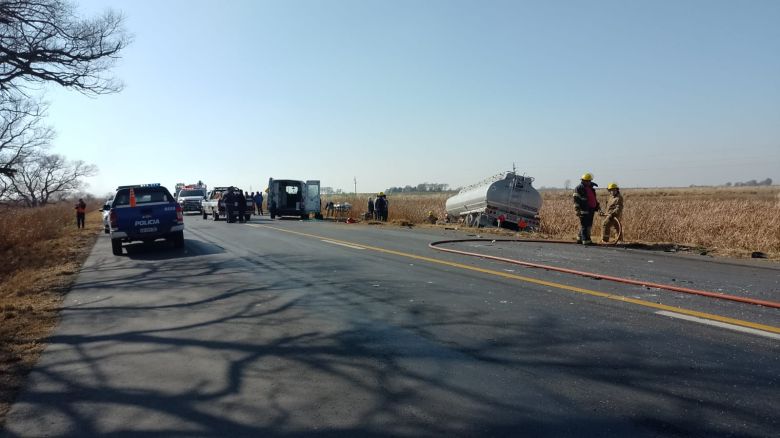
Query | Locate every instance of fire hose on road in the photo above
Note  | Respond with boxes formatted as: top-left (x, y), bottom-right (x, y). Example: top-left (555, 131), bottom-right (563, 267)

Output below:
top-left (429, 238), bottom-right (780, 309)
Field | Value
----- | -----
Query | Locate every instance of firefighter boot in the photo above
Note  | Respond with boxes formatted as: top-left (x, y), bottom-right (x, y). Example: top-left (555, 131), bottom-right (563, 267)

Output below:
top-left (582, 226), bottom-right (593, 245)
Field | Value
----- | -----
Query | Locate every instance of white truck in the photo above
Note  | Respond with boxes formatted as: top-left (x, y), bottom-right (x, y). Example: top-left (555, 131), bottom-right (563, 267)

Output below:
top-left (267, 178), bottom-right (321, 219)
top-left (445, 170), bottom-right (542, 230)
top-left (202, 186), bottom-right (254, 222)
top-left (176, 184), bottom-right (207, 214)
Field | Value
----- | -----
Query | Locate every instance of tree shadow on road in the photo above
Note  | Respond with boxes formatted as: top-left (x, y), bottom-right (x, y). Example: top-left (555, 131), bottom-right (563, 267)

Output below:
top-left (2, 250), bottom-right (777, 437)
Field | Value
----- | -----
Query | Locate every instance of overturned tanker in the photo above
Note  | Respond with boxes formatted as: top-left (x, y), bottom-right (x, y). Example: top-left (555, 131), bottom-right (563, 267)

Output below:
top-left (445, 171), bottom-right (542, 230)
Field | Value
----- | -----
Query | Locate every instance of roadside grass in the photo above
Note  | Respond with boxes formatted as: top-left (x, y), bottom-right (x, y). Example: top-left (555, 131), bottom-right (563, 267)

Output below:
top-left (325, 186), bottom-right (780, 259)
top-left (0, 205), bottom-right (101, 426)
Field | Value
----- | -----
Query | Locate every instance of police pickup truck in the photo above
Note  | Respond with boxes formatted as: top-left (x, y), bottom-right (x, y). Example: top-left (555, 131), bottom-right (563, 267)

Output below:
top-left (108, 184), bottom-right (184, 255)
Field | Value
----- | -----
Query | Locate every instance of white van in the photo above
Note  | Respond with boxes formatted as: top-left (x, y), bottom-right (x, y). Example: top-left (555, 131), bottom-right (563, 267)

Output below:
top-left (267, 178), bottom-right (321, 219)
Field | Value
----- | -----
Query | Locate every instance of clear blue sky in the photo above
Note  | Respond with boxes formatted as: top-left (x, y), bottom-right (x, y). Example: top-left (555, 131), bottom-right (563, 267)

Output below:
top-left (44, 0), bottom-right (780, 196)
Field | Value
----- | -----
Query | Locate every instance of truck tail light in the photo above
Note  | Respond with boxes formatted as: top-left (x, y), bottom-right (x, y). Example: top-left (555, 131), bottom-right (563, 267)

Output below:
top-left (176, 204), bottom-right (183, 223)
top-left (110, 209), bottom-right (118, 228)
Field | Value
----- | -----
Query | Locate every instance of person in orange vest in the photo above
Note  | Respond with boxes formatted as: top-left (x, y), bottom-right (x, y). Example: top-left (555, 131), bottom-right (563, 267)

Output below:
top-left (75, 198), bottom-right (86, 229)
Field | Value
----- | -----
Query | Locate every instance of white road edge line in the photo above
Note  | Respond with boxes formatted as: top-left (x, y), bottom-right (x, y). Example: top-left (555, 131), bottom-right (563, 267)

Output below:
top-left (656, 311), bottom-right (780, 340)
top-left (321, 240), bottom-right (365, 250)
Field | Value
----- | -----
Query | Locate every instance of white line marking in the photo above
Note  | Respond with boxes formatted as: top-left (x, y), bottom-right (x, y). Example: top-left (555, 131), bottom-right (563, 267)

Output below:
top-left (321, 240), bottom-right (365, 250)
top-left (656, 311), bottom-right (780, 340)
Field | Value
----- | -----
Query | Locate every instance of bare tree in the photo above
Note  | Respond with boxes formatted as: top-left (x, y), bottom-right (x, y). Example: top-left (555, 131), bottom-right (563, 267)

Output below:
top-left (6, 152), bottom-right (96, 206)
top-left (0, 95), bottom-right (52, 176)
top-left (0, 1), bottom-right (127, 203)
top-left (0, 0), bottom-right (129, 97)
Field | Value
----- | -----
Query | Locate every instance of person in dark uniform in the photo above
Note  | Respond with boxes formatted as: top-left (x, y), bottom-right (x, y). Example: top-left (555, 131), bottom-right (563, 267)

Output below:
top-left (255, 191), bottom-right (264, 215)
top-left (367, 197), bottom-right (374, 219)
top-left (223, 187), bottom-right (236, 223)
top-left (375, 192), bottom-right (388, 222)
top-left (75, 198), bottom-right (86, 229)
top-left (237, 190), bottom-right (247, 223)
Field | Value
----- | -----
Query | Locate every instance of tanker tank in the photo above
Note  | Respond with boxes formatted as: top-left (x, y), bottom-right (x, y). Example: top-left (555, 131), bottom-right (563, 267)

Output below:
top-left (445, 171), bottom-right (542, 229)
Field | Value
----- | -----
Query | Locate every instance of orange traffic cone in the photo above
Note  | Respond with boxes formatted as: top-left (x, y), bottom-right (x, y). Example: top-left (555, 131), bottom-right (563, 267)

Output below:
top-left (129, 188), bottom-right (136, 207)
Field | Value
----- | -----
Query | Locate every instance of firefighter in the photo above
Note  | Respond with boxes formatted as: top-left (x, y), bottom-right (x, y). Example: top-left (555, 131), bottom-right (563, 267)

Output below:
top-left (426, 210), bottom-right (438, 224)
top-left (236, 190), bottom-right (247, 223)
top-left (75, 198), bottom-right (86, 229)
top-left (224, 187), bottom-right (236, 223)
top-left (367, 197), bottom-right (374, 219)
top-left (601, 183), bottom-right (624, 243)
top-left (573, 173), bottom-right (600, 245)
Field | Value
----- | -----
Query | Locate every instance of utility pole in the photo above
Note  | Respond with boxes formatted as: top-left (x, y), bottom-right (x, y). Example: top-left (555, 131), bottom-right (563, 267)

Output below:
top-left (354, 177), bottom-right (357, 195)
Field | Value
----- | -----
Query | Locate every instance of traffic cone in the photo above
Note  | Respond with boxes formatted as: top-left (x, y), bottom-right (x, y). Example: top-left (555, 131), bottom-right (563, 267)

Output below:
top-left (129, 188), bottom-right (136, 207)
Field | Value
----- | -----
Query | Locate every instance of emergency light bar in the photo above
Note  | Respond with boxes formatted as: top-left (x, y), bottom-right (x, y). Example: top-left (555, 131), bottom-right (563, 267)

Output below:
top-left (117, 183), bottom-right (162, 189)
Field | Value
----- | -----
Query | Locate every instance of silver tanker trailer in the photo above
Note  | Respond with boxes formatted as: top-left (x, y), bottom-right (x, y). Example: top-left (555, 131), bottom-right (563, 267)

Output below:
top-left (445, 171), bottom-right (542, 230)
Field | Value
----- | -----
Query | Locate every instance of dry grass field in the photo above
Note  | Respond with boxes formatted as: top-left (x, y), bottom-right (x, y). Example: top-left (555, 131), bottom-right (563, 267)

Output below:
top-left (325, 186), bottom-right (780, 259)
top-left (0, 204), bottom-right (100, 424)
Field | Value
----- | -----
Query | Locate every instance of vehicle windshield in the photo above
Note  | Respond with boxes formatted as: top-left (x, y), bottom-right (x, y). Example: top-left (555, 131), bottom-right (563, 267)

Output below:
top-left (113, 187), bottom-right (173, 206)
top-left (179, 189), bottom-right (205, 197)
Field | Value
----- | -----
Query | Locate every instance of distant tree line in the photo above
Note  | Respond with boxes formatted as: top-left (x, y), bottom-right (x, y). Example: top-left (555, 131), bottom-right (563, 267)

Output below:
top-left (385, 183), bottom-right (452, 193)
top-left (0, 0), bottom-right (129, 206)
top-left (724, 178), bottom-right (773, 187)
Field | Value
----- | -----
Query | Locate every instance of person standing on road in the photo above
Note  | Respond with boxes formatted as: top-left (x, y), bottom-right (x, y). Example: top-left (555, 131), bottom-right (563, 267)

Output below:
top-left (367, 197), bottom-right (374, 220)
top-left (573, 173), bottom-right (600, 245)
top-left (224, 187), bottom-right (236, 223)
top-left (237, 190), bottom-right (247, 223)
top-left (75, 198), bottom-right (86, 229)
top-left (601, 183), bottom-right (624, 243)
top-left (255, 191), bottom-right (264, 215)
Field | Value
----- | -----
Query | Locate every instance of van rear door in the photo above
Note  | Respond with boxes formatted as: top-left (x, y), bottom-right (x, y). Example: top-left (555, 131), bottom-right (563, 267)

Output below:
top-left (305, 180), bottom-right (320, 213)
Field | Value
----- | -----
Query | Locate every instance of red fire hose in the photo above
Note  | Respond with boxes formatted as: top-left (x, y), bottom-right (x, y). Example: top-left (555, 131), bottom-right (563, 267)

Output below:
top-left (429, 238), bottom-right (780, 309)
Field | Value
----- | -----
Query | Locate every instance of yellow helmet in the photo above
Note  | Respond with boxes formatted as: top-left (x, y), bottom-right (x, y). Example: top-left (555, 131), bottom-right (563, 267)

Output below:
top-left (581, 173), bottom-right (593, 181)
top-left (607, 183), bottom-right (619, 190)
top-left (378, 191), bottom-right (385, 196)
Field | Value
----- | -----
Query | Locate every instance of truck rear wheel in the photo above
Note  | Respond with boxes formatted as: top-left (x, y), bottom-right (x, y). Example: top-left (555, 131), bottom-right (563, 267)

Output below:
top-left (111, 238), bottom-right (122, 256)
top-left (244, 214), bottom-right (251, 222)
top-left (202, 210), bottom-right (207, 219)
top-left (213, 211), bottom-right (219, 221)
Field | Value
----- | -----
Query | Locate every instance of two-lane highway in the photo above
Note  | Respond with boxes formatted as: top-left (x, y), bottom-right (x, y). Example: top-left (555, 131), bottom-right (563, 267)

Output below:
top-left (3, 215), bottom-right (779, 437)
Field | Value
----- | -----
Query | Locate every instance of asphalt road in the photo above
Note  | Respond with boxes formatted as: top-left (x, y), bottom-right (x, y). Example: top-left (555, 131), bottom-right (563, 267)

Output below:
top-left (3, 214), bottom-right (779, 437)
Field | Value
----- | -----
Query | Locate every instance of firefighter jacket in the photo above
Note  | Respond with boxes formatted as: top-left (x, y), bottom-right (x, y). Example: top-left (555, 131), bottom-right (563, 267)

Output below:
top-left (605, 191), bottom-right (623, 219)
top-left (573, 183), bottom-right (599, 215)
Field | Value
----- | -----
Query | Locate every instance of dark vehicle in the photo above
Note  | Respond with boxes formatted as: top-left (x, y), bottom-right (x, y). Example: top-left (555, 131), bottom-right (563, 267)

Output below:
top-left (108, 184), bottom-right (184, 255)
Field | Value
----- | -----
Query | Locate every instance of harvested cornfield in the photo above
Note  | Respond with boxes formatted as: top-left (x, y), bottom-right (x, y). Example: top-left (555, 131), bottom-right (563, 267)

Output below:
top-left (325, 187), bottom-right (780, 259)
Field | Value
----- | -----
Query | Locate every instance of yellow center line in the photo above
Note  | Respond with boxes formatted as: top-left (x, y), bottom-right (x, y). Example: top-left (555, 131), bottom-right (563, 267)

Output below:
top-left (254, 224), bottom-right (780, 335)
